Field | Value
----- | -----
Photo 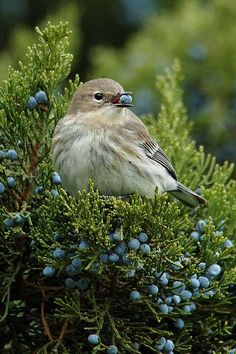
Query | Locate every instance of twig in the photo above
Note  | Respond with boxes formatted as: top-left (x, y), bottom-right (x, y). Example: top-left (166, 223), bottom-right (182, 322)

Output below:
top-left (41, 289), bottom-right (53, 341)
top-left (59, 318), bottom-right (69, 340)
top-left (24, 280), bottom-right (63, 291)
top-left (20, 142), bottom-right (41, 206)
top-left (52, 318), bottom-right (70, 351)
top-left (0, 288), bottom-right (10, 323)
top-left (29, 143), bottom-right (41, 175)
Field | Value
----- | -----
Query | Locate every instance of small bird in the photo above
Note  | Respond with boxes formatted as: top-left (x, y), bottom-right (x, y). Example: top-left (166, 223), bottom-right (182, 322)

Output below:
top-left (52, 78), bottom-right (206, 208)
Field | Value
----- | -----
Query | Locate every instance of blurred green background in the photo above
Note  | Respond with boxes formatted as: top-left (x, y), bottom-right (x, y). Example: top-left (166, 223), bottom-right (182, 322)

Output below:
top-left (1, 0), bottom-right (235, 166)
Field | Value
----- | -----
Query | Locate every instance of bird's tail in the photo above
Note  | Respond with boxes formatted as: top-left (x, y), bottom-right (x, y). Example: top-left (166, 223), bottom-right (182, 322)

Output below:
top-left (169, 182), bottom-right (207, 208)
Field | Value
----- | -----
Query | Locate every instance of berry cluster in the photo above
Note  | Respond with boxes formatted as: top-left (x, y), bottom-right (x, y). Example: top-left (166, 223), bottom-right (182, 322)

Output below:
top-left (189, 218), bottom-right (226, 241)
top-left (128, 259), bottom-right (221, 315)
top-left (0, 148), bottom-right (18, 178)
top-left (4, 213), bottom-right (24, 228)
top-left (2, 149), bottom-right (18, 161)
top-left (0, 147), bottom-right (18, 200)
top-left (34, 171), bottom-right (61, 197)
top-left (0, 175), bottom-right (16, 195)
top-left (99, 231), bottom-right (151, 267)
top-left (189, 218), bottom-right (234, 249)
top-left (87, 334), bottom-right (118, 353)
top-left (155, 337), bottom-right (175, 353)
top-left (42, 246), bottom-right (90, 290)
top-left (42, 230), bottom-right (151, 287)
top-left (189, 219), bottom-right (208, 241)
top-left (26, 90), bottom-right (48, 109)
top-left (35, 219), bottom-right (227, 352)
top-left (2, 171), bottom-right (62, 228)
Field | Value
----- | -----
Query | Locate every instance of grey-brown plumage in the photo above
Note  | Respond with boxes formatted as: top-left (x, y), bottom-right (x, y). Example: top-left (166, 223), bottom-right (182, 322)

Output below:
top-left (52, 78), bottom-right (207, 208)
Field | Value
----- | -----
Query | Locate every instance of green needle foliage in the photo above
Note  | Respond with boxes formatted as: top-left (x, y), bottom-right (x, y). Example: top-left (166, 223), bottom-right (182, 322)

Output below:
top-left (0, 22), bottom-right (236, 354)
top-left (90, 0), bottom-right (236, 165)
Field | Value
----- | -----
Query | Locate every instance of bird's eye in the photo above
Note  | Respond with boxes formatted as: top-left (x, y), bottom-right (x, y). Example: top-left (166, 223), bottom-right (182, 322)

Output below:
top-left (94, 92), bottom-right (103, 101)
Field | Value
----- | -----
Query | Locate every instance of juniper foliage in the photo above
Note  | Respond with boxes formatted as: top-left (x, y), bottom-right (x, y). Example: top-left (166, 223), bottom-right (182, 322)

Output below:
top-left (90, 0), bottom-right (236, 165)
top-left (0, 23), bottom-right (236, 354)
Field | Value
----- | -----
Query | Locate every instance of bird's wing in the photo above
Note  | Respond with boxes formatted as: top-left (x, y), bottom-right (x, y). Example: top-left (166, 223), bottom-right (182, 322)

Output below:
top-left (123, 116), bottom-right (177, 180)
top-left (141, 139), bottom-right (177, 180)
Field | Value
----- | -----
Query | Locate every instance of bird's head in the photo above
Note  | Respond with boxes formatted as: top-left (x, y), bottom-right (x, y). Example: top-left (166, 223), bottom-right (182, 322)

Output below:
top-left (67, 78), bottom-right (133, 115)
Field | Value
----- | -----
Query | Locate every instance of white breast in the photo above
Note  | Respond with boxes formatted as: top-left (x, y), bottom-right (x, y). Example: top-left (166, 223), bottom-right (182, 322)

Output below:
top-left (55, 132), bottom-right (100, 195)
top-left (52, 111), bottom-right (177, 197)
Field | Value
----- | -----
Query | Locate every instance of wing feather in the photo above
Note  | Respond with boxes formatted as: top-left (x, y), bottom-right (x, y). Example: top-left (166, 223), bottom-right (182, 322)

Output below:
top-left (123, 115), bottom-right (177, 180)
top-left (141, 139), bottom-right (177, 180)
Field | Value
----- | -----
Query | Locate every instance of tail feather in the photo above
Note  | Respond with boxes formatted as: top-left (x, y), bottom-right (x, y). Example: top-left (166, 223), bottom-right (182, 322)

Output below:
top-left (169, 182), bottom-right (207, 208)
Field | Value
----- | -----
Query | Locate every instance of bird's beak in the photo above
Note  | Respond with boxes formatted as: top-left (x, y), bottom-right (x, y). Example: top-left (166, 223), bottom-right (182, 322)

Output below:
top-left (110, 92), bottom-right (133, 107)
